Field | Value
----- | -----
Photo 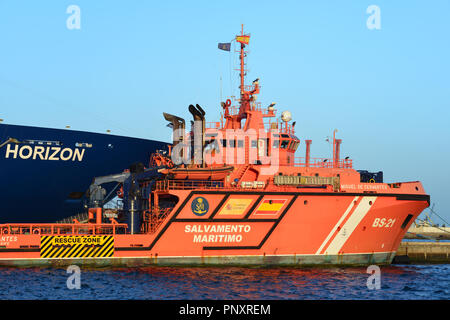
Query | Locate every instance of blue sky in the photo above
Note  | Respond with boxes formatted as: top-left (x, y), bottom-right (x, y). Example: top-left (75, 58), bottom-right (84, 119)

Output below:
top-left (0, 1), bottom-right (449, 222)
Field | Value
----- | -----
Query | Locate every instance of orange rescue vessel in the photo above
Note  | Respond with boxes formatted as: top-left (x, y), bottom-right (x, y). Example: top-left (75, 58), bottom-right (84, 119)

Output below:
top-left (0, 26), bottom-right (429, 267)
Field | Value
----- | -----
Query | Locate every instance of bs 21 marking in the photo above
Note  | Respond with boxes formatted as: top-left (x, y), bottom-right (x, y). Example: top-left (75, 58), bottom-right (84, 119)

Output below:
top-left (372, 218), bottom-right (396, 228)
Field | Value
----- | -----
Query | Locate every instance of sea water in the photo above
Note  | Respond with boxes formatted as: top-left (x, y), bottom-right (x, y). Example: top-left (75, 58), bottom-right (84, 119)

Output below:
top-left (0, 264), bottom-right (448, 300)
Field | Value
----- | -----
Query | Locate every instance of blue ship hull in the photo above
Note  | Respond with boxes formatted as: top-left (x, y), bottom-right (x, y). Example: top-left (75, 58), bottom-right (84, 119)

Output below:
top-left (0, 123), bottom-right (168, 223)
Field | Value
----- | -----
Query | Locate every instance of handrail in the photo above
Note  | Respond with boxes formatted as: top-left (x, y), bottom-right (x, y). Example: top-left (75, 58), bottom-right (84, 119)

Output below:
top-left (226, 105), bottom-right (277, 116)
top-left (156, 180), bottom-right (224, 191)
top-left (287, 157), bottom-right (353, 168)
top-left (0, 223), bottom-right (128, 236)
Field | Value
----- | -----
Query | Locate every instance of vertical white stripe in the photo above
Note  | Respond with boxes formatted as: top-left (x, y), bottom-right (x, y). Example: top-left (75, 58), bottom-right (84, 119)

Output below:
top-left (315, 196), bottom-right (359, 255)
top-left (325, 196), bottom-right (377, 255)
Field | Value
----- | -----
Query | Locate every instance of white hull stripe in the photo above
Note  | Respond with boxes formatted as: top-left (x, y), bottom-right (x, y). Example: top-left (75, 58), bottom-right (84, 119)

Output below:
top-left (323, 196), bottom-right (377, 255)
top-left (315, 196), bottom-right (359, 255)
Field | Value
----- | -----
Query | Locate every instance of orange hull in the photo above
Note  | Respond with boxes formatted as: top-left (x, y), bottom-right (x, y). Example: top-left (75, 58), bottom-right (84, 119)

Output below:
top-left (0, 188), bottom-right (428, 267)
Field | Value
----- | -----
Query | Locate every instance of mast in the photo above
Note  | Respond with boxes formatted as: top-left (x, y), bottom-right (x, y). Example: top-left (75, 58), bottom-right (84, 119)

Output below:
top-left (239, 24), bottom-right (245, 97)
top-left (235, 24), bottom-right (252, 120)
top-left (221, 25), bottom-right (261, 130)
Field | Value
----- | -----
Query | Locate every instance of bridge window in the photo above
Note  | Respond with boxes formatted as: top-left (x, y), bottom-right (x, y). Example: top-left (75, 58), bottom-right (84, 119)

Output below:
top-left (228, 139), bottom-right (235, 148)
top-left (237, 140), bottom-right (244, 148)
top-left (272, 140), bottom-right (280, 148)
top-left (251, 140), bottom-right (257, 148)
top-left (281, 140), bottom-right (290, 149)
top-left (288, 141), bottom-right (294, 150)
top-left (290, 141), bottom-right (300, 151)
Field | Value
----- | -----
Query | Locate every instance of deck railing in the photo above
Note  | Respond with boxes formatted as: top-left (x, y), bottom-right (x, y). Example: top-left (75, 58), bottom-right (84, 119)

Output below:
top-left (155, 180), bottom-right (224, 191)
top-left (286, 157), bottom-right (353, 169)
top-left (0, 223), bottom-right (128, 236)
top-left (226, 105), bottom-right (277, 116)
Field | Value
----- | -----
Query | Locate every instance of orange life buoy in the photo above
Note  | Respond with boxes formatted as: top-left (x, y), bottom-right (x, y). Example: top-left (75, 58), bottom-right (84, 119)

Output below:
top-left (225, 99), bottom-right (231, 107)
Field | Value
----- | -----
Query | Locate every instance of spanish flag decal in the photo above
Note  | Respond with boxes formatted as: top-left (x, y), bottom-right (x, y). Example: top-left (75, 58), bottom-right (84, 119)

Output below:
top-left (236, 35), bottom-right (250, 45)
top-left (217, 198), bottom-right (253, 216)
top-left (254, 199), bottom-right (287, 215)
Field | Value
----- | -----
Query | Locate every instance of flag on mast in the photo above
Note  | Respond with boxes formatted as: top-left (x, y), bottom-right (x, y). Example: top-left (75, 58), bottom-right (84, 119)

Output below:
top-left (236, 35), bottom-right (250, 45)
top-left (218, 43), bottom-right (231, 51)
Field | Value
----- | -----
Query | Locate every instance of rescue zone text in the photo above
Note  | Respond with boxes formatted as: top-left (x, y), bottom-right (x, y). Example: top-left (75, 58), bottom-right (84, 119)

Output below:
top-left (51, 236), bottom-right (103, 244)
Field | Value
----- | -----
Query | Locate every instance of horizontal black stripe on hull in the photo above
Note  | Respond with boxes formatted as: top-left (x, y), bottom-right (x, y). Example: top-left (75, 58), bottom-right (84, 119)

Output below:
top-left (183, 190), bottom-right (430, 204)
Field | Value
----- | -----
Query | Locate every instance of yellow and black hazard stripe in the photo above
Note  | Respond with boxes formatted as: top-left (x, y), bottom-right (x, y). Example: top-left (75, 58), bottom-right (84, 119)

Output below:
top-left (40, 236), bottom-right (114, 259)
